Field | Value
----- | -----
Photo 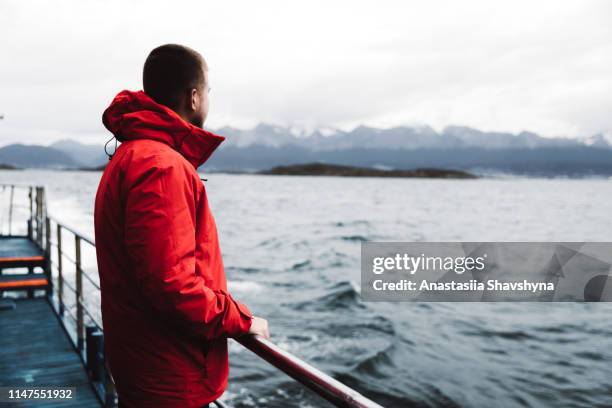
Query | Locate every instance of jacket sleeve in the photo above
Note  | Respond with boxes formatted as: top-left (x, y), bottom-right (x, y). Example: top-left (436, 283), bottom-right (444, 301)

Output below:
top-left (123, 158), bottom-right (253, 340)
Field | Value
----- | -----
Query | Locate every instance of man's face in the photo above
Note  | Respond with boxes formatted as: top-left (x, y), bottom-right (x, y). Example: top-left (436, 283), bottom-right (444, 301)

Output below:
top-left (191, 69), bottom-right (210, 128)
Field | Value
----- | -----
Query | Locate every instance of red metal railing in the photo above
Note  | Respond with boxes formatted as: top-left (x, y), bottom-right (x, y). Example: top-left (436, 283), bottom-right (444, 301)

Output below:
top-left (237, 335), bottom-right (383, 408)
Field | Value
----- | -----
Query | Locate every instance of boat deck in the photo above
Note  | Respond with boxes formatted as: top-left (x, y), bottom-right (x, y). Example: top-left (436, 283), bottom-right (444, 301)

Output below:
top-left (0, 298), bottom-right (100, 407)
top-left (0, 181), bottom-right (384, 408)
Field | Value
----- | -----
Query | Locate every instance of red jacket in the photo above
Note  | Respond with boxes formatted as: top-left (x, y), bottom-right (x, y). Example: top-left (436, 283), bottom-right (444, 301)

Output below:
top-left (94, 90), bottom-right (253, 408)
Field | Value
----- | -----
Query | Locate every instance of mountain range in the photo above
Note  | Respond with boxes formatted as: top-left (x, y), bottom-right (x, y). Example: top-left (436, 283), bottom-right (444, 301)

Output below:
top-left (1, 124), bottom-right (611, 176)
top-left (218, 124), bottom-right (612, 151)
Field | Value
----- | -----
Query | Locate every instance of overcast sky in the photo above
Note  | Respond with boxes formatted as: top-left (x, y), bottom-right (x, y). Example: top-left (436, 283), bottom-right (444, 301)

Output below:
top-left (0, 0), bottom-right (610, 146)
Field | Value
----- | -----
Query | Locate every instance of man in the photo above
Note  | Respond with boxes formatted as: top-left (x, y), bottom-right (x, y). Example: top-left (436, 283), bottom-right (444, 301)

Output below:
top-left (94, 44), bottom-right (269, 408)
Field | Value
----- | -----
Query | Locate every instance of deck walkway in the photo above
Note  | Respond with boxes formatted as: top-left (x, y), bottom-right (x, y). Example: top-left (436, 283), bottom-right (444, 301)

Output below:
top-left (0, 299), bottom-right (100, 407)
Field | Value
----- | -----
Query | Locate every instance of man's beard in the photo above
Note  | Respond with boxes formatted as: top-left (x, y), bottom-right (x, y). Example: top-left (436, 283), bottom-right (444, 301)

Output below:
top-left (189, 114), bottom-right (204, 128)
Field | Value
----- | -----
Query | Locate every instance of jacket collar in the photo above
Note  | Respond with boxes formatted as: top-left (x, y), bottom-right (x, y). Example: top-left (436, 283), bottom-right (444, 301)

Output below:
top-left (102, 90), bottom-right (224, 168)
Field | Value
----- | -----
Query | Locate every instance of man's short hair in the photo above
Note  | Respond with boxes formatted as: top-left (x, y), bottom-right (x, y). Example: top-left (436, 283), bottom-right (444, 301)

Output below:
top-left (143, 44), bottom-right (207, 110)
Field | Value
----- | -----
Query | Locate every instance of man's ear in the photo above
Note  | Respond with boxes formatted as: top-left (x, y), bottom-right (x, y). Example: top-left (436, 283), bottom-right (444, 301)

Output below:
top-left (190, 88), bottom-right (199, 112)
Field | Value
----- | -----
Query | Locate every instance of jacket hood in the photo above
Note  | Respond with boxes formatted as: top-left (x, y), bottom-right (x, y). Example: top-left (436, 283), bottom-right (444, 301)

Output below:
top-left (102, 90), bottom-right (224, 168)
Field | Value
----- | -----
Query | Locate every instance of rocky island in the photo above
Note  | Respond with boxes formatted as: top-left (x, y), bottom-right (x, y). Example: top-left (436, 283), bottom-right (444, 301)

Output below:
top-left (0, 163), bottom-right (21, 170)
top-left (259, 163), bottom-right (477, 179)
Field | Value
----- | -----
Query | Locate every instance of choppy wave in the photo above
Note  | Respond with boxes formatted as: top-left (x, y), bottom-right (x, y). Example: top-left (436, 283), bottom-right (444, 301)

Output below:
top-left (291, 281), bottom-right (364, 312)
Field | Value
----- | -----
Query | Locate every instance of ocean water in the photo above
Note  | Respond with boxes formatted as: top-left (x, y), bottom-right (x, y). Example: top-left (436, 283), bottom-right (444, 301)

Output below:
top-left (1, 169), bottom-right (611, 408)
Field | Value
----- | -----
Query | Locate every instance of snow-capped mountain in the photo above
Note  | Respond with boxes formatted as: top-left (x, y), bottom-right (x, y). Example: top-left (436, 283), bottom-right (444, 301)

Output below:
top-left (583, 132), bottom-right (612, 149)
top-left (215, 123), bottom-right (608, 151)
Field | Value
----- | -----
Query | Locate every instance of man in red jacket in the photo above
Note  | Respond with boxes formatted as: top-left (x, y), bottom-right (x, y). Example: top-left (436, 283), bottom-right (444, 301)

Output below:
top-left (94, 44), bottom-right (269, 408)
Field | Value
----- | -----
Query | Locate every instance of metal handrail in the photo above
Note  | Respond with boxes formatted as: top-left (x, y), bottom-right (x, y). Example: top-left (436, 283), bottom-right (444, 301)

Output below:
top-left (62, 304), bottom-right (79, 324)
top-left (48, 243), bottom-right (101, 290)
top-left (78, 297), bottom-right (103, 329)
top-left (58, 274), bottom-right (77, 294)
top-left (47, 214), bottom-right (96, 246)
top-left (80, 268), bottom-right (101, 290)
top-left (237, 336), bottom-right (383, 408)
top-left (50, 242), bottom-right (99, 281)
top-left (15, 185), bottom-right (384, 408)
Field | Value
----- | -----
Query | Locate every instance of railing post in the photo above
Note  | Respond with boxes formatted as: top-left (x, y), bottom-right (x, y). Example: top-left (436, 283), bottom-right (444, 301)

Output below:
top-left (27, 186), bottom-right (33, 239)
top-left (35, 187), bottom-right (43, 247)
top-left (75, 235), bottom-right (84, 351)
top-left (86, 326), bottom-right (104, 382)
top-left (40, 187), bottom-right (45, 246)
top-left (8, 185), bottom-right (14, 235)
top-left (35, 187), bottom-right (39, 244)
top-left (44, 217), bottom-right (52, 296)
top-left (57, 224), bottom-right (64, 316)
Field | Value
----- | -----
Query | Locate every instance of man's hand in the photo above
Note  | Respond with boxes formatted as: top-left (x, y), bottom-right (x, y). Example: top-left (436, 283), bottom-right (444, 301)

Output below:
top-left (248, 316), bottom-right (270, 339)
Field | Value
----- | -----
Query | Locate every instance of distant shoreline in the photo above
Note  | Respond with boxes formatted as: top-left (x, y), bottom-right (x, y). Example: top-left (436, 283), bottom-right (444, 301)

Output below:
top-left (258, 163), bottom-right (477, 179)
